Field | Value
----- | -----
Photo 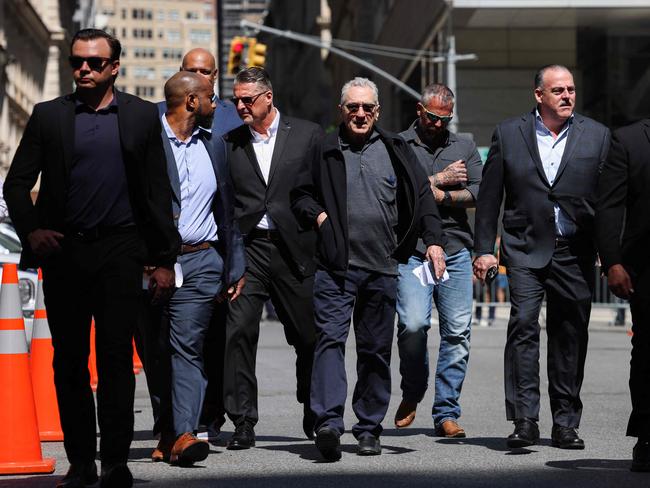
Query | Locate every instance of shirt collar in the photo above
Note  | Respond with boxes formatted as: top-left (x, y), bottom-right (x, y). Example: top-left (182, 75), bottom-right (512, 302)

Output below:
top-left (535, 109), bottom-right (574, 136)
top-left (249, 108), bottom-right (280, 142)
top-left (74, 91), bottom-right (118, 113)
top-left (339, 127), bottom-right (380, 150)
top-left (162, 114), bottom-right (203, 145)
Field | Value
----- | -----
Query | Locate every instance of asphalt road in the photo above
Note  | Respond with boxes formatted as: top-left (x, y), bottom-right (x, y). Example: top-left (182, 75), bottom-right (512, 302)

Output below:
top-left (3, 320), bottom-right (646, 488)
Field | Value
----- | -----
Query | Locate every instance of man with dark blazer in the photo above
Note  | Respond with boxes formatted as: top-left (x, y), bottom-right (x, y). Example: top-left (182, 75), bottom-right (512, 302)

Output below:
top-left (596, 120), bottom-right (650, 472)
top-left (473, 64), bottom-right (610, 450)
top-left (3, 29), bottom-right (180, 488)
top-left (222, 67), bottom-right (323, 449)
top-left (144, 72), bottom-right (246, 466)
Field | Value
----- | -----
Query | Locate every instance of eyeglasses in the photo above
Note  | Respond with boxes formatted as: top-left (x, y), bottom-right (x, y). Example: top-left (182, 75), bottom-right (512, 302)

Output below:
top-left (344, 103), bottom-right (377, 114)
top-left (422, 107), bottom-right (453, 125)
top-left (232, 91), bottom-right (269, 106)
top-left (68, 56), bottom-right (113, 71)
top-left (211, 94), bottom-right (218, 103)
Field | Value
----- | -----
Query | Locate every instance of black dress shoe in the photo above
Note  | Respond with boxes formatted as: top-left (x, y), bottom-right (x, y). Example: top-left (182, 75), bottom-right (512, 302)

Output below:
top-left (357, 435), bottom-right (381, 456)
top-left (315, 427), bottom-right (341, 461)
top-left (551, 425), bottom-right (585, 449)
top-left (632, 438), bottom-right (650, 472)
top-left (507, 418), bottom-right (539, 448)
top-left (303, 403), bottom-right (316, 440)
top-left (227, 423), bottom-right (255, 450)
top-left (56, 463), bottom-right (98, 488)
top-left (99, 463), bottom-right (132, 488)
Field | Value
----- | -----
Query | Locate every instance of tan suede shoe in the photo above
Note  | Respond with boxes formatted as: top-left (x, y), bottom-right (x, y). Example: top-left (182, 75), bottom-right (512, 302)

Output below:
top-left (394, 400), bottom-right (418, 428)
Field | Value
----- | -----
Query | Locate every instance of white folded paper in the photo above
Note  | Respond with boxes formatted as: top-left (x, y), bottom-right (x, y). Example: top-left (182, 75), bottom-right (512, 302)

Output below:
top-left (412, 262), bottom-right (449, 286)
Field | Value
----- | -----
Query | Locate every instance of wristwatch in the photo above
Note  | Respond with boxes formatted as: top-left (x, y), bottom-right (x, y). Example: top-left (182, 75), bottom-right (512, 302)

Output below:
top-left (442, 191), bottom-right (452, 206)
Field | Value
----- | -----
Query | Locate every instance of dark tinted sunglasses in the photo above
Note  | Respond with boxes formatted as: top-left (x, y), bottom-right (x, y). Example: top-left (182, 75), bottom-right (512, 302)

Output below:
top-left (68, 56), bottom-right (112, 71)
top-left (232, 91), bottom-right (268, 106)
top-left (422, 107), bottom-right (453, 124)
top-left (345, 103), bottom-right (377, 114)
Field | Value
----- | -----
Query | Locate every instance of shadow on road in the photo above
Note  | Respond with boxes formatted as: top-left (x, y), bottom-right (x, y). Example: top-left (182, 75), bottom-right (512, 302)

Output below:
top-left (258, 442), bottom-right (415, 462)
top-left (546, 458), bottom-right (632, 471)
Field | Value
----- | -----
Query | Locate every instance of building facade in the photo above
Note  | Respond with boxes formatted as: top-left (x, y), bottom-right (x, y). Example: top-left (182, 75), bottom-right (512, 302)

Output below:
top-left (0, 0), bottom-right (75, 175)
top-left (95, 0), bottom-right (217, 101)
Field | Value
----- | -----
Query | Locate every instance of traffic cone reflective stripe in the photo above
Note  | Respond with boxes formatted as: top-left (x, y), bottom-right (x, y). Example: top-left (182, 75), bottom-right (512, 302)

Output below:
top-left (0, 263), bottom-right (55, 474)
top-left (30, 268), bottom-right (63, 441)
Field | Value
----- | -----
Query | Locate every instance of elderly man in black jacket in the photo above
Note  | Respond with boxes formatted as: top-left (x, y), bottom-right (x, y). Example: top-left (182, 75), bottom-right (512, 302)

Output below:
top-left (292, 77), bottom-right (446, 461)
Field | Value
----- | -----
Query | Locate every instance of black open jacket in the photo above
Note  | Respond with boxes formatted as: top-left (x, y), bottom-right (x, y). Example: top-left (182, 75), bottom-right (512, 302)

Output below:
top-left (291, 124), bottom-right (445, 273)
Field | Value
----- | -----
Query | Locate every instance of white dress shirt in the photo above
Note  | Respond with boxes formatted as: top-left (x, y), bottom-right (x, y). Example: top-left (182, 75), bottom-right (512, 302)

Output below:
top-left (250, 108), bottom-right (280, 230)
top-left (535, 110), bottom-right (576, 237)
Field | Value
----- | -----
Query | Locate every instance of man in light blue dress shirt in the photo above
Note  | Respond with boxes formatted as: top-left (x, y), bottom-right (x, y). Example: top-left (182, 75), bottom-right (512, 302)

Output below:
top-left (474, 65), bottom-right (610, 450)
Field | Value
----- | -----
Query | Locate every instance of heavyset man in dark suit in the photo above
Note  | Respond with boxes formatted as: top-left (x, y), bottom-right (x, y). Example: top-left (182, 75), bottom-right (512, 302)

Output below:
top-left (473, 64), bottom-right (610, 450)
top-left (292, 77), bottom-right (446, 461)
top-left (145, 72), bottom-right (246, 466)
top-left (4, 29), bottom-right (180, 488)
top-left (223, 67), bottom-right (323, 449)
top-left (596, 120), bottom-right (650, 472)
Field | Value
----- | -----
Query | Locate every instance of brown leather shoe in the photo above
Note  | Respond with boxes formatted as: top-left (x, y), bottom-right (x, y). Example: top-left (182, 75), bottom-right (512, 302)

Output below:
top-left (151, 432), bottom-right (175, 462)
top-left (394, 400), bottom-right (418, 428)
top-left (435, 419), bottom-right (466, 438)
top-left (169, 432), bottom-right (210, 466)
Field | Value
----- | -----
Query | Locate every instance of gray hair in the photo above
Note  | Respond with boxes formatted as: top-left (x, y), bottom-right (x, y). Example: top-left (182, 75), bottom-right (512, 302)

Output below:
top-left (234, 66), bottom-right (273, 93)
top-left (534, 64), bottom-right (572, 89)
top-left (421, 83), bottom-right (454, 107)
top-left (340, 77), bottom-right (379, 105)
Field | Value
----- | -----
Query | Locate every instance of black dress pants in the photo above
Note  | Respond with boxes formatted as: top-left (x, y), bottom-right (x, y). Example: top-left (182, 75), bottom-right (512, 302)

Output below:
top-left (223, 235), bottom-right (315, 427)
top-left (504, 242), bottom-right (594, 428)
top-left (42, 230), bottom-right (144, 465)
top-left (628, 265), bottom-right (650, 438)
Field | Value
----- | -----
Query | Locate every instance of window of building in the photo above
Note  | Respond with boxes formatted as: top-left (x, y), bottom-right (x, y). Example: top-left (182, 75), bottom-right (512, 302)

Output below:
top-left (132, 8), bottom-right (153, 20)
top-left (133, 67), bottom-right (156, 80)
top-left (122, 27), bottom-right (127, 38)
top-left (169, 10), bottom-right (179, 21)
top-left (121, 9), bottom-right (127, 19)
top-left (133, 29), bottom-right (153, 39)
top-left (167, 30), bottom-right (181, 42)
top-left (189, 29), bottom-right (211, 44)
top-left (162, 48), bottom-right (183, 60)
top-left (119, 67), bottom-right (127, 77)
top-left (133, 47), bottom-right (156, 59)
top-left (186, 11), bottom-right (199, 20)
top-left (135, 86), bottom-right (156, 98)
top-left (156, 10), bottom-right (165, 21)
top-left (161, 67), bottom-right (178, 80)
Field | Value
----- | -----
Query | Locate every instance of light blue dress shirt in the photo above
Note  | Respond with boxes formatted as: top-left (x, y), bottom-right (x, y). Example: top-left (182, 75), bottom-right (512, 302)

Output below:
top-left (162, 115), bottom-right (219, 245)
top-left (535, 111), bottom-right (576, 237)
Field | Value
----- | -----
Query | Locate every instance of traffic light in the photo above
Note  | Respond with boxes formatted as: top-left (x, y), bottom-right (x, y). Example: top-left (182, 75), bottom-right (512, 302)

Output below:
top-left (227, 36), bottom-right (246, 75)
top-left (247, 38), bottom-right (267, 68)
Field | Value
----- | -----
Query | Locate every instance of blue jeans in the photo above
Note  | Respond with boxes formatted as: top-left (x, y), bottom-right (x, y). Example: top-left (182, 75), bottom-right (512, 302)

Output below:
top-left (396, 248), bottom-right (473, 427)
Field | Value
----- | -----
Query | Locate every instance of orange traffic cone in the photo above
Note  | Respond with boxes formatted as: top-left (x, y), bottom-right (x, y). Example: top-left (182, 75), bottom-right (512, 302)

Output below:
top-left (30, 269), bottom-right (63, 441)
top-left (0, 263), bottom-right (55, 474)
top-left (89, 320), bottom-right (98, 392)
top-left (132, 339), bottom-right (143, 375)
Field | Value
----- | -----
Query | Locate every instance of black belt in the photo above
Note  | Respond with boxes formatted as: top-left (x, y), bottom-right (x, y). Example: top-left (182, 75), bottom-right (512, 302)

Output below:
top-left (555, 236), bottom-right (572, 247)
top-left (66, 224), bottom-right (137, 241)
top-left (248, 228), bottom-right (281, 241)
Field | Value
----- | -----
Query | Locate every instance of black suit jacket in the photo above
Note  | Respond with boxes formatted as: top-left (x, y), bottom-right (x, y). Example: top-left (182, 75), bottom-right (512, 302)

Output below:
top-left (4, 90), bottom-right (180, 268)
top-left (474, 110), bottom-right (610, 269)
top-left (224, 113), bottom-right (323, 278)
top-left (596, 119), bottom-right (650, 274)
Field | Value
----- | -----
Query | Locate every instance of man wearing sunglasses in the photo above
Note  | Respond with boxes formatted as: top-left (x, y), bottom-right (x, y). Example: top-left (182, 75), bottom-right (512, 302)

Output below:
top-left (292, 77), bottom-right (446, 461)
top-left (222, 67), bottom-right (323, 450)
top-left (393, 84), bottom-right (482, 438)
top-left (473, 65), bottom-right (610, 450)
top-left (4, 29), bottom-right (180, 488)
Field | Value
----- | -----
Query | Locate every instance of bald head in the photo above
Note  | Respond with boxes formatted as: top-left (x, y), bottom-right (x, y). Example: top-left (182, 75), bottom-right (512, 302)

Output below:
top-left (165, 71), bottom-right (209, 109)
top-left (181, 48), bottom-right (217, 85)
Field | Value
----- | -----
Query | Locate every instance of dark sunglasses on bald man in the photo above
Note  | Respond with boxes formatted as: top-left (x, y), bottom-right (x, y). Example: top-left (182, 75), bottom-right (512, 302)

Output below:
top-left (68, 56), bottom-right (113, 71)
top-left (422, 106), bottom-right (453, 125)
top-left (345, 103), bottom-right (377, 114)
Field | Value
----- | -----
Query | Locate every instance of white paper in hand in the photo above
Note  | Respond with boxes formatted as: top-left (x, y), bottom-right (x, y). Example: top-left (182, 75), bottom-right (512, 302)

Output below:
top-left (142, 262), bottom-right (184, 290)
top-left (412, 262), bottom-right (449, 286)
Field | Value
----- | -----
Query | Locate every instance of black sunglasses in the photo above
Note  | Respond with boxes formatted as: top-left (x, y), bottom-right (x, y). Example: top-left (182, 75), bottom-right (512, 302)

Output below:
top-left (422, 106), bottom-right (453, 124)
top-left (68, 56), bottom-right (113, 71)
top-left (344, 103), bottom-right (377, 114)
top-left (232, 91), bottom-right (269, 106)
